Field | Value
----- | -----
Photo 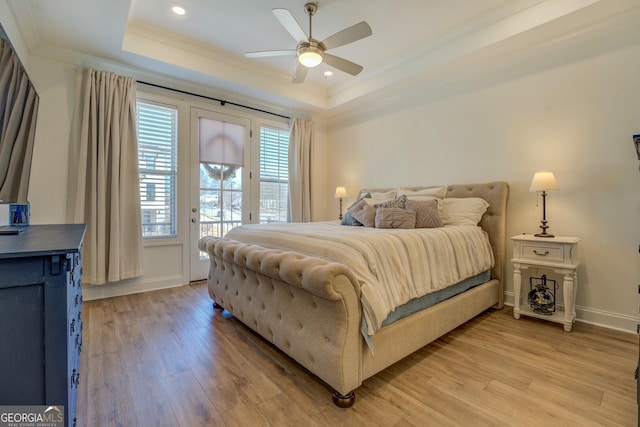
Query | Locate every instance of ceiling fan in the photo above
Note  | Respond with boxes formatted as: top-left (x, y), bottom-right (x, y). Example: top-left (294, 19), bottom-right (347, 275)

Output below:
top-left (244, 3), bottom-right (372, 84)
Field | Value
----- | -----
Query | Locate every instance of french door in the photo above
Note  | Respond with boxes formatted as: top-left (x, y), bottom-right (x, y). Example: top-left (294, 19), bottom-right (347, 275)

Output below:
top-left (189, 108), bottom-right (251, 281)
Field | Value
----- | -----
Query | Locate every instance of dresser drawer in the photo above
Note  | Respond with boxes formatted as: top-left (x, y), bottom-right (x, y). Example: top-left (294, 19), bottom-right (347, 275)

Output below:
top-left (0, 257), bottom-right (44, 288)
top-left (520, 242), bottom-right (564, 262)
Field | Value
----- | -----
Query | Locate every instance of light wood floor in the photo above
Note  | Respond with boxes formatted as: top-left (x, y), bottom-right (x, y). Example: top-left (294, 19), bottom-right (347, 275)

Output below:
top-left (76, 282), bottom-right (637, 426)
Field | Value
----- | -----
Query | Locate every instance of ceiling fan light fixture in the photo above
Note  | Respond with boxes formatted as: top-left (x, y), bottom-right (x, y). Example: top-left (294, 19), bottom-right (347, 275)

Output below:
top-left (298, 45), bottom-right (324, 68)
top-left (245, 3), bottom-right (371, 83)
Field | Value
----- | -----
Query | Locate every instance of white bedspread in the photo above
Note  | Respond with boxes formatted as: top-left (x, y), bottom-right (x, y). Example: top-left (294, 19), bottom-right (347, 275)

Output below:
top-left (225, 222), bottom-right (494, 335)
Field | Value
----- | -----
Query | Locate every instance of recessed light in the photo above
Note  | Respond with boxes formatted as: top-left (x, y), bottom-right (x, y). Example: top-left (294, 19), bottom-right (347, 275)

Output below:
top-left (171, 3), bottom-right (187, 16)
top-left (323, 70), bottom-right (333, 78)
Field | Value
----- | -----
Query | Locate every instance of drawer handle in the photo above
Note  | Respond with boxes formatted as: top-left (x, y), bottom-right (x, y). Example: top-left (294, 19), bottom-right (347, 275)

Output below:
top-left (533, 250), bottom-right (549, 256)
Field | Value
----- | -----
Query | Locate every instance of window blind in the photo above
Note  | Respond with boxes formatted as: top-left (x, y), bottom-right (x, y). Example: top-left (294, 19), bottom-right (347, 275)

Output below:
top-left (136, 100), bottom-right (178, 238)
top-left (259, 126), bottom-right (289, 223)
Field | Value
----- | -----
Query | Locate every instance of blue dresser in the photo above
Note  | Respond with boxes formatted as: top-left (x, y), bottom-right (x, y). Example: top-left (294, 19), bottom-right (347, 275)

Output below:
top-left (0, 224), bottom-right (85, 427)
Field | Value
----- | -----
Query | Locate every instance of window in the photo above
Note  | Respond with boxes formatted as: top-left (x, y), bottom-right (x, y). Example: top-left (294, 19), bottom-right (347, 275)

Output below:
top-left (259, 126), bottom-right (289, 223)
top-left (198, 116), bottom-right (245, 238)
top-left (136, 100), bottom-right (178, 238)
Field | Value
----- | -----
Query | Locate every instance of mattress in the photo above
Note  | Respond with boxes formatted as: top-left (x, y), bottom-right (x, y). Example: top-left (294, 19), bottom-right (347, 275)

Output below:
top-left (381, 269), bottom-right (491, 326)
top-left (225, 221), bottom-right (494, 335)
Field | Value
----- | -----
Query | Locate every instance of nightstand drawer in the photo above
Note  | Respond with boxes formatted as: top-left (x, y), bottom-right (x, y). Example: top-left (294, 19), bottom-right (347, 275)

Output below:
top-left (520, 243), bottom-right (564, 262)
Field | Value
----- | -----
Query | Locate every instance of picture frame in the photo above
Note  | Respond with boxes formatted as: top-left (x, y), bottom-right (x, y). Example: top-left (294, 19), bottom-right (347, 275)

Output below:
top-left (634, 134), bottom-right (640, 160)
top-left (9, 202), bottom-right (29, 226)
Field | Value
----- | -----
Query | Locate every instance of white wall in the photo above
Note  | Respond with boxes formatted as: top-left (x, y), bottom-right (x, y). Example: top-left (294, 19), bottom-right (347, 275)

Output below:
top-left (325, 43), bottom-right (640, 332)
top-left (27, 56), bottom-right (75, 224)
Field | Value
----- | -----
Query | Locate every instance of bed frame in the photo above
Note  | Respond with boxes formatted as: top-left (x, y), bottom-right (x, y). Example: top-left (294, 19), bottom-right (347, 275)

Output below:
top-left (198, 181), bottom-right (508, 407)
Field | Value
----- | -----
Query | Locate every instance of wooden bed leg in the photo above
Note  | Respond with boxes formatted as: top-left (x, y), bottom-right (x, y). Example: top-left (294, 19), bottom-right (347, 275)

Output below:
top-left (213, 301), bottom-right (223, 310)
top-left (332, 390), bottom-right (355, 408)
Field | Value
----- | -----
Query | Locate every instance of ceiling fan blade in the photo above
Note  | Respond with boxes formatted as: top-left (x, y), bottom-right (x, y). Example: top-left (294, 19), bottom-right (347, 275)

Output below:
top-left (320, 21), bottom-right (372, 50)
top-left (244, 50), bottom-right (296, 58)
top-left (324, 53), bottom-right (363, 76)
top-left (291, 64), bottom-right (308, 84)
top-left (273, 8), bottom-right (308, 43)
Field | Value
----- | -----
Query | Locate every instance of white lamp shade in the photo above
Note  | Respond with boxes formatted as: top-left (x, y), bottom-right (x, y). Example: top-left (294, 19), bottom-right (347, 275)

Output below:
top-left (529, 172), bottom-right (559, 192)
top-left (334, 186), bottom-right (347, 199)
top-left (298, 47), bottom-right (323, 68)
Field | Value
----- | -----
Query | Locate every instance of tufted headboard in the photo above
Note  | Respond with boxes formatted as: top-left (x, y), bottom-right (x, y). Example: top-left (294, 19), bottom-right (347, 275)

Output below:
top-left (446, 182), bottom-right (509, 289)
top-left (361, 182), bottom-right (509, 304)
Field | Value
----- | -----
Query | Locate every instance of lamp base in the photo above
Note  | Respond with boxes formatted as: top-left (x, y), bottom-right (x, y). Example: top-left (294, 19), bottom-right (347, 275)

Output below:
top-left (535, 214), bottom-right (553, 238)
top-left (534, 232), bottom-right (555, 238)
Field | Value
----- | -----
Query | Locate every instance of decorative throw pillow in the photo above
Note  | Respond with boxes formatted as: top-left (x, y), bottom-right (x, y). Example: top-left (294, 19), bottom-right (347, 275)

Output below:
top-left (341, 212), bottom-right (361, 226)
top-left (375, 207), bottom-right (416, 229)
top-left (405, 199), bottom-right (443, 228)
top-left (441, 197), bottom-right (489, 226)
top-left (348, 198), bottom-right (376, 227)
top-left (374, 194), bottom-right (408, 209)
top-left (341, 193), bottom-right (371, 226)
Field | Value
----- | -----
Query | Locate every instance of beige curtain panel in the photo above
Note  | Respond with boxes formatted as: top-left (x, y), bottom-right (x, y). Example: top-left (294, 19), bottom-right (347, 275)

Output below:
top-left (0, 39), bottom-right (39, 203)
top-left (67, 68), bottom-right (143, 285)
top-left (288, 118), bottom-right (313, 222)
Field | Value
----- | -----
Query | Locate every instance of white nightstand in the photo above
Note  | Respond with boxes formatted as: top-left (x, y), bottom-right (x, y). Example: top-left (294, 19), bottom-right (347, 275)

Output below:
top-left (511, 234), bottom-right (580, 332)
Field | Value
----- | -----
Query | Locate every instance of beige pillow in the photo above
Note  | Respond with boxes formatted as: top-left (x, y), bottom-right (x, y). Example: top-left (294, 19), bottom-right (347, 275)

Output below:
top-left (349, 199), bottom-right (376, 227)
top-left (375, 208), bottom-right (416, 229)
top-left (405, 199), bottom-right (443, 228)
top-left (441, 198), bottom-right (489, 226)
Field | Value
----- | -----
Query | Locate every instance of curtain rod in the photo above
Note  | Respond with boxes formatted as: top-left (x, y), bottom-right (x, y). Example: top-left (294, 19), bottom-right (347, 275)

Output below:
top-left (137, 80), bottom-right (291, 120)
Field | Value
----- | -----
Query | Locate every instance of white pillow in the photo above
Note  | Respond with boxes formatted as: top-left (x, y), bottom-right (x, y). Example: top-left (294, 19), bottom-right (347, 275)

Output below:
top-left (359, 189), bottom-right (396, 199)
top-left (359, 189), bottom-right (397, 206)
top-left (441, 198), bottom-right (489, 226)
top-left (398, 186), bottom-right (447, 199)
top-left (364, 197), bottom-right (393, 206)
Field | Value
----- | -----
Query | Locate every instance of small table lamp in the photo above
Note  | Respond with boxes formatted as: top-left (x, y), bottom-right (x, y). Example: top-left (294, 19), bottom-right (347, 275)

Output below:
top-left (529, 172), bottom-right (559, 238)
top-left (334, 186), bottom-right (348, 220)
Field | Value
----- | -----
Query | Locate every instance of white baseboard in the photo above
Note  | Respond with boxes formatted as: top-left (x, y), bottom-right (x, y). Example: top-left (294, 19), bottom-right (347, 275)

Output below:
top-left (82, 275), bottom-right (187, 301)
top-left (503, 291), bottom-right (638, 334)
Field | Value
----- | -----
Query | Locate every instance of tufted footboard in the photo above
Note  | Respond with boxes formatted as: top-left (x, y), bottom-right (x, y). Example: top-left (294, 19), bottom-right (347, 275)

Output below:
top-left (198, 237), bottom-right (364, 400)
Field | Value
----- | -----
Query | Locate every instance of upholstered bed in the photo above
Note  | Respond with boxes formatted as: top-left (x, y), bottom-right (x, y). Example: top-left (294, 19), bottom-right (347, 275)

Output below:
top-left (198, 181), bottom-right (508, 407)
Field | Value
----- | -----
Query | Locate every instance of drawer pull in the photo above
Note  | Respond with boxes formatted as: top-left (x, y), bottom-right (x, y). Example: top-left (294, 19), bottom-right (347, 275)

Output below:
top-left (533, 250), bottom-right (549, 256)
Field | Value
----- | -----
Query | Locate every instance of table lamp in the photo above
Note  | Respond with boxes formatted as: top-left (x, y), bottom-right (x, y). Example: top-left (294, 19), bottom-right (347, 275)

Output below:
top-left (529, 172), bottom-right (559, 238)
